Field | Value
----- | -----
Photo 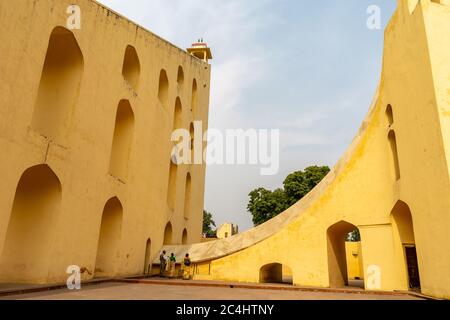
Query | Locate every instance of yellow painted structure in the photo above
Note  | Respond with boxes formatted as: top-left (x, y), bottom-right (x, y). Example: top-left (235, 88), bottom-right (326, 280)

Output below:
top-left (345, 242), bottom-right (364, 280)
top-left (0, 0), bottom-right (211, 284)
top-left (160, 0), bottom-right (450, 299)
top-left (216, 223), bottom-right (239, 239)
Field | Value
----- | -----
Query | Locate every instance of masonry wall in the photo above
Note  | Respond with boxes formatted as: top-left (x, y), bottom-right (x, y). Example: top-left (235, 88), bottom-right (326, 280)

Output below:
top-left (169, 0), bottom-right (449, 300)
top-left (0, 0), bottom-right (211, 284)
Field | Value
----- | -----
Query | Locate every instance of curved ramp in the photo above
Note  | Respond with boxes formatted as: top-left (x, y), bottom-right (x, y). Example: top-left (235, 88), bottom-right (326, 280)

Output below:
top-left (158, 87), bottom-right (380, 264)
top-left (156, 0), bottom-right (450, 300)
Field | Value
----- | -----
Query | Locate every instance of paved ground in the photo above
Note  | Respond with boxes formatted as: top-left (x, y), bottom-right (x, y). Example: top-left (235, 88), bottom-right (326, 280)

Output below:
top-left (0, 282), bottom-right (423, 300)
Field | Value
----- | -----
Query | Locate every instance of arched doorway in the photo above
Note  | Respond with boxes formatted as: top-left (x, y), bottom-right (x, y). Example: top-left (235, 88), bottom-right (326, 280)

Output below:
top-left (0, 165), bottom-right (62, 283)
top-left (327, 221), bottom-right (364, 288)
top-left (94, 197), bottom-right (123, 278)
top-left (163, 222), bottom-right (173, 245)
top-left (391, 201), bottom-right (421, 290)
top-left (259, 263), bottom-right (293, 285)
top-left (143, 238), bottom-right (152, 275)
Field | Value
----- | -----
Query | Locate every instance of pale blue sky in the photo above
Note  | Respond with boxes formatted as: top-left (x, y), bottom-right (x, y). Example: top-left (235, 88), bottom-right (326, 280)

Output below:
top-left (98, 0), bottom-right (397, 231)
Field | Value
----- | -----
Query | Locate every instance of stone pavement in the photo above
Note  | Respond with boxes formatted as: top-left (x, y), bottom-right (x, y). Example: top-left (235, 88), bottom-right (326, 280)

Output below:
top-left (0, 279), bottom-right (424, 300)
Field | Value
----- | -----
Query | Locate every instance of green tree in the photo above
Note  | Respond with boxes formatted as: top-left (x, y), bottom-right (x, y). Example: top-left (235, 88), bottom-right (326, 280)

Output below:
top-left (347, 229), bottom-right (361, 242)
top-left (203, 210), bottom-right (216, 237)
top-left (247, 188), bottom-right (289, 226)
top-left (284, 166), bottom-right (331, 206)
top-left (247, 166), bottom-right (330, 226)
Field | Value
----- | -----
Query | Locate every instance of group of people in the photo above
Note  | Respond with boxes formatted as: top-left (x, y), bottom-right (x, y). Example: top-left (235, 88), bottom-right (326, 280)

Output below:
top-left (159, 251), bottom-right (192, 280)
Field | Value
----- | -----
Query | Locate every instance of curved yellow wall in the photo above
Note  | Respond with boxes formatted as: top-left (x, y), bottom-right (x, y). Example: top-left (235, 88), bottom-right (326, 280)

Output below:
top-left (160, 0), bottom-right (450, 300)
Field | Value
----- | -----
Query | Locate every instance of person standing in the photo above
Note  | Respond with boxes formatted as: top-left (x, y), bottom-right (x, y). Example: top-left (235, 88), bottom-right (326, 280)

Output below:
top-left (169, 253), bottom-right (177, 278)
top-left (159, 250), bottom-right (167, 277)
top-left (183, 253), bottom-right (192, 280)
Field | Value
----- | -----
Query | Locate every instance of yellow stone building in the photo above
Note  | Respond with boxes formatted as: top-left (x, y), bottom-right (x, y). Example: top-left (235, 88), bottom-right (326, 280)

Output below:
top-left (160, 0), bottom-right (450, 300)
top-left (216, 223), bottom-right (239, 239)
top-left (1, 0), bottom-right (450, 301)
top-left (345, 242), bottom-right (364, 281)
top-left (0, 0), bottom-right (211, 284)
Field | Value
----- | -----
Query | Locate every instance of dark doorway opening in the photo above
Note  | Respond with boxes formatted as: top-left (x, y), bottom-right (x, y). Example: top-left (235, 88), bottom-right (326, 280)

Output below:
top-left (259, 263), bottom-right (293, 285)
top-left (405, 246), bottom-right (421, 290)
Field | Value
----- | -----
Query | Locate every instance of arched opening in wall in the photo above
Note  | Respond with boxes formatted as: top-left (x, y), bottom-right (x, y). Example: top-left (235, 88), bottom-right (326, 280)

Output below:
top-left (0, 165), bottom-right (61, 283)
top-left (109, 100), bottom-right (135, 181)
top-left (189, 122), bottom-right (195, 164)
top-left (31, 27), bottom-right (83, 144)
top-left (173, 98), bottom-right (183, 130)
top-left (327, 221), bottom-right (364, 288)
top-left (388, 130), bottom-right (401, 181)
top-left (386, 104), bottom-right (394, 126)
top-left (122, 45), bottom-right (141, 90)
top-left (94, 197), bottom-right (123, 278)
top-left (259, 263), bottom-right (293, 285)
top-left (184, 173), bottom-right (192, 220)
top-left (158, 69), bottom-right (169, 108)
top-left (170, 98), bottom-right (184, 164)
top-left (191, 79), bottom-right (198, 113)
top-left (163, 222), bottom-right (173, 245)
top-left (182, 229), bottom-right (188, 245)
top-left (143, 238), bottom-right (152, 275)
top-left (177, 66), bottom-right (184, 87)
top-left (391, 201), bottom-right (421, 291)
top-left (166, 162), bottom-right (178, 211)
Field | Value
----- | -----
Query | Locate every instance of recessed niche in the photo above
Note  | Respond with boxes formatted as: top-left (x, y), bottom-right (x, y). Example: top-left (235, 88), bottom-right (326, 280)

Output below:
top-left (109, 100), bottom-right (135, 181)
top-left (158, 69), bottom-right (169, 108)
top-left (388, 130), bottom-right (401, 181)
top-left (122, 45), bottom-right (141, 90)
top-left (167, 162), bottom-right (178, 211)
top-left (182, 229), bottom-right (188, 245)
top-left (177, 66), bottom-right (184, 87)
top-left (164, 222), bottom-right (173, 245)
top-left (94, 197), bottom-right (123, 278)
top-left (386, 104), bottom-right (394, 126)
top-left (191, 79), bottom-right (198, 113)
top-left (0, 164), bottom-right (62, 283)
top-left (183, 172), bottom-right (192, 219)
top-left (31, 27), bottom-right (84, 144)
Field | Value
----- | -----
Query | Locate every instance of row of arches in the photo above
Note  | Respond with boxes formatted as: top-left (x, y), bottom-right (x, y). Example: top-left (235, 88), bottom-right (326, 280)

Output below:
top-left (163, 222), bottom-right (189, 245)
top-left (166, 165), bottom-right (192, 219)
top-left (167, 89), bottom-right (196, 220)
top-left (258, 201), bottom-right (420, 292)
top-left (0, 164), bottom-right (190, 281)
top-left (325, 201), bottom-right (420, 290)
top-left (31, 27), bottom-right (198, 221)
top-left (31, 26), bottom-right (199, 146)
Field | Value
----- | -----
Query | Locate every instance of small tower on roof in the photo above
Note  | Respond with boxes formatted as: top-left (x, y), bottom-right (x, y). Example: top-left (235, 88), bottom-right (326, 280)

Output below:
top-left (187, 39), bottom-right (213, 63)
